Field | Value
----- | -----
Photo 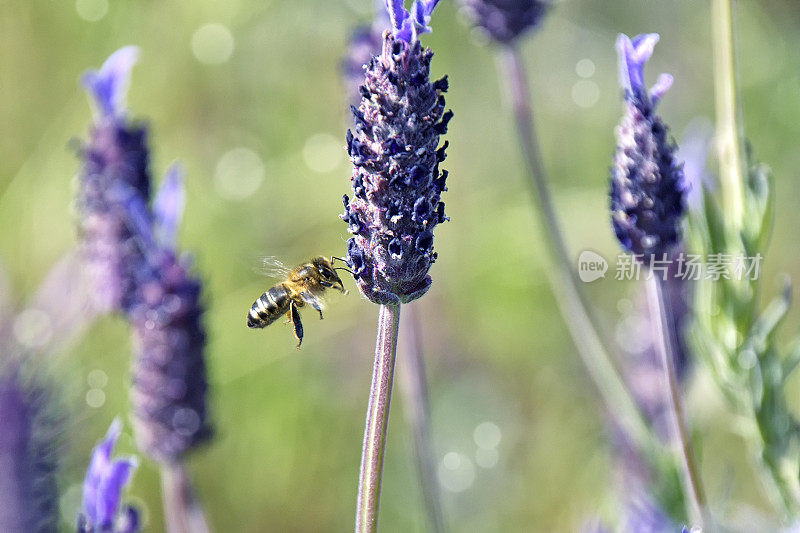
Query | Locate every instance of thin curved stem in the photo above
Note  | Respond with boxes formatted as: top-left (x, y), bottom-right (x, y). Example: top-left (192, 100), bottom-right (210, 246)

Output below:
top-left (397, 303), bottom-right (445, 533)
top-left (160, 461), bottom-right (211, 533)
top-left (499, 44), bottom-right (652, 450)
top-left (646, 274), bottom-right (707, 528)
top-left (356, 303), bottom-right (401, 533)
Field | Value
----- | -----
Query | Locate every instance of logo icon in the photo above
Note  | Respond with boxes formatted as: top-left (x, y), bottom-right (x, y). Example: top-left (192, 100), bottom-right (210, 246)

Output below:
top-left (577, 250), bottom-right (608, 283)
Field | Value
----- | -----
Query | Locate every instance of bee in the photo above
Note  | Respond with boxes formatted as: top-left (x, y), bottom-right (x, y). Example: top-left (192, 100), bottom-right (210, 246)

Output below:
top-left (247, 256), bottom-right (349, 347)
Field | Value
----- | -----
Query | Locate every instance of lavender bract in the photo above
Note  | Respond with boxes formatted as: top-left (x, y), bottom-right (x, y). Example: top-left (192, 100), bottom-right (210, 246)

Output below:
top-left (0, 363), bottom-right (60, 533)
top-left (610, 34), bottom-right (685, 258)
top-left (342, 0), bottom-right (451, 305)
top-left (78, 47), bottom-right (152, 313)
top-left (78, 420), bottom-right (140, 533)
top-left (127, 167), bottom-right (212, 464)
top-left (460, 0), bottom-right (549, 44)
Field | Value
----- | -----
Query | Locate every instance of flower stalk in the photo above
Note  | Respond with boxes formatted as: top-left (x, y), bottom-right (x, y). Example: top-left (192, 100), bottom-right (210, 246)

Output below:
top-left (356, 303), bottom-right (401, 533)
top-left (160, 462), bottom-right (211, 533)
top-left (645, 274), bottom-right (706, 528)
top-left (500, 44), bottom-right (652, 450)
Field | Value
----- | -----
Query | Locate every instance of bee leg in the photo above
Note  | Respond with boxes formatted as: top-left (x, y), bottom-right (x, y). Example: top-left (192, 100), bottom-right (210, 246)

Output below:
top-left (290, 302), bottom-right (304, 348)
top-left (309, 301), bottom-right (324, 320)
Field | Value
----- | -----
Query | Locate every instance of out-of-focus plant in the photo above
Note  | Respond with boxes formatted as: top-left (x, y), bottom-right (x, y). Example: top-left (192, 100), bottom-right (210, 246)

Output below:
top-left (78, 48), bottom-right (213, 533)
top-left (687, 0), bottom-right (800, 520)
top-left (458, 0), bottom-right (656, 456)
top-left (77, 419), bottom-right (140, 533)
top-left (341, 0), bottom-right (451, 530)
top-left (609, 32), bottom-right (707, 527)
top-left (0, 360), bottom-right (61, 533)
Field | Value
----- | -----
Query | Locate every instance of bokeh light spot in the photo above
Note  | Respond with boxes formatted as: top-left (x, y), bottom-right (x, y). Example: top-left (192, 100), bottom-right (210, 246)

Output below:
top-left (191, 24), bottom-right (235, 65)
top-left (572, 80), bottom-right (600, 108)
top-left (214, 147), bottom-right (265, 200)
top-left (87, 369), bottom-right (108, 389)
top-left (473, 421), bottom-right (502, 449)
top-left (575, 58), bottom-right (596, 78)
top-left (303, 133), bottom-right (342, 174)
top-left (75, 0), bottom-right (108, 22)
top-left (13, 309), bottom-right (51, 349)
top-left (438, 452), bottom-right (475, 493)
top-left (86, 388), bottom-right (106, 408)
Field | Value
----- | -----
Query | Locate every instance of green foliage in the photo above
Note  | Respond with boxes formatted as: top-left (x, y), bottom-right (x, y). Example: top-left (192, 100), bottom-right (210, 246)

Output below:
top-left (689, 147), bottom-right (800, 518)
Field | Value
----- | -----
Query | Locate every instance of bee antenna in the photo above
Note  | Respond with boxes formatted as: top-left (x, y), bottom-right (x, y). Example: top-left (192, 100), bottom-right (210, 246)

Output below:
top-left (334, 267), bottom-right (354, 276)
top-left (330, 255), bottom-right (347, 265)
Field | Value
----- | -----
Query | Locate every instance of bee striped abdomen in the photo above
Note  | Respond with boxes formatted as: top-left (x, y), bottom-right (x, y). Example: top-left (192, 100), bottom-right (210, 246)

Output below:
top-left (247, 284), bottom-right (291, 328)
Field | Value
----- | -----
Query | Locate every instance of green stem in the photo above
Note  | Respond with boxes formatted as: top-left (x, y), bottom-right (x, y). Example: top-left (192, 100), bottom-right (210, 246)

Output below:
top-left (500, 44), bottom-right (653, 451)
top-left (647, 274), bottom-right (707, 528)
top-left (712, 0), bottom-right (746, 228)
top-left (397, 303), bottom-right (446, 533)
top-left (356, 303), bottom-right (401, 533)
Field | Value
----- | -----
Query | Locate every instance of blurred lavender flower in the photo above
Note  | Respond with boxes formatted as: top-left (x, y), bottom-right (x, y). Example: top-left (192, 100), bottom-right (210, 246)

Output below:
top-left (78, 46), bottom-right (152, 313)
top-left (623, 498), bottom-right (676, 533)
top-left (342, 0), bottom-right (452, 305)
top-left (610, 34), bottom-right (686, 258)
top-left (77, 420), bottom-right (140, 533)
top-left (0, 362), bottom-right (60, 533)
top-left (460, 0), bottom-right (550, 43)
top-left (127, 166), bottom-right (212, 464)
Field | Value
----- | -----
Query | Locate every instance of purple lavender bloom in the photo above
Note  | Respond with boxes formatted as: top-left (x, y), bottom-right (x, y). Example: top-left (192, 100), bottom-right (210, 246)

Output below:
top-left (342, 0), bottom-right (451, 305)
top-left (610, 34), bottom-right (685, 258)
top-left (460, 0), bottom-right (550, 44)
top-left (0, 363), bottom-right (60, 533)
top-left (78, 46), bottom-right (152, 313)
top-left (77, 420), bottom-right (140, 533)
top-left (127, 167), bottom-right (212, 463)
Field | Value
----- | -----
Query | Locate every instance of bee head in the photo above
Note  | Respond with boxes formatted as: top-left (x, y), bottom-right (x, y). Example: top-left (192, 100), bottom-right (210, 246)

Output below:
top-left (313, 257), bottom-right (346, 293)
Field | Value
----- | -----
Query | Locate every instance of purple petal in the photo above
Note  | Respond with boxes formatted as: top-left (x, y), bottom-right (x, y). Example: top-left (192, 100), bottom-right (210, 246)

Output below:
top-left (153, 164), bottom-right (186, 249)
top-left (97, 457), bottom-right (138, 526)
top-left (383, 0), bottom-right (410, 37)
top-left (81, 46), bottom-right (140, 118)
top-left (82, 419), bottom-right (122, 523)
top-left (616, 33), bottom-right (670, 107)
top-left (81, 420), bottom-right (139, 529)
top-left (649, 73), bottom-right (673, 106)
top-left (411, 0), bottom-right (441, 34)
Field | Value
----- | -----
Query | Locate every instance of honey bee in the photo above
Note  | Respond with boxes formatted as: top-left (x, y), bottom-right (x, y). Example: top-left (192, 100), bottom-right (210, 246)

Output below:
top-left (247, 256), bottom-right (349, 347)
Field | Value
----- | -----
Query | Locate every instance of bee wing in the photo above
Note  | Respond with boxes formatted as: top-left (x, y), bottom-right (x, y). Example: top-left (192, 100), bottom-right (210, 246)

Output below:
top-left (252, 256), bottom-right (292, 279)
top-left (301, 291), bottom-right (327, 310)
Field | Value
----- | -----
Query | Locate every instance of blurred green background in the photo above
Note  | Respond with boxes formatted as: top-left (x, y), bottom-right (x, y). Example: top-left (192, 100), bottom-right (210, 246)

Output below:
top-left (3, 0), bottom-right (800, 531)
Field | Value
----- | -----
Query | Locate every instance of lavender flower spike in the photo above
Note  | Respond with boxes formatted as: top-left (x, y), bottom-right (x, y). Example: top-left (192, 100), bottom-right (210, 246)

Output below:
top-left (343, 0), bottom-right (451, 305)
top-left (0, 363), bottom-right (60, 533)
top-left (78, 46), bottom-right (152, 313)
top-left (78, 419), bottom-right (140, 533)
top-left (610, 33), bottom-right (685, 258)
top-left (128, 168), bottom-right (212, 463)
top-left (460, 0), bottom-right (550, 44)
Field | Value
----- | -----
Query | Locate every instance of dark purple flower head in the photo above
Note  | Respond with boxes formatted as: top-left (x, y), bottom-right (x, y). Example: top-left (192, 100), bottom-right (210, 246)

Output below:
top-left (78, 46), bottom-right (152, 312)
top-left (610, 34), bottom-right (685, 258)
top-left (126, 167), bottom-right (212, 463)
top-left (460, 0), bottom-right (550, 44)
top-left (0, 363), bottom-right (60, 533)
top-left (78, 420), bottom-right (140, 533)
top-left (342, 0), bottom-right (451, 305)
